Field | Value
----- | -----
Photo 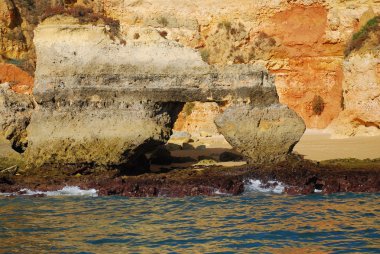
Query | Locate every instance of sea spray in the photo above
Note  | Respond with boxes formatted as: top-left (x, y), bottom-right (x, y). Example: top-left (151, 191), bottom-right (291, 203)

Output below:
top-left (0, 186), bottom-right (98, 197)
top-left (244, 179), bottom-right (285, 194)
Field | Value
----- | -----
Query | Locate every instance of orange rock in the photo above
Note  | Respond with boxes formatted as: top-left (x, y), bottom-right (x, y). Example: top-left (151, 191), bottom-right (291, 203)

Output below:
top-left (0, 63), bottom-right (33, 94)
top-left (173, 102), bottom-right (223, 136)
top-left (273, 57), bottom-right (343, 129)
top-left (263, 5), bottom-right (345, 128)
top-left (265, 5), bottom-right (345, 58)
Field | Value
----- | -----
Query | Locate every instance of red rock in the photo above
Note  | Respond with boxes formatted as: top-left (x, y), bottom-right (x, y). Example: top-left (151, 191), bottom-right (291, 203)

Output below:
top-left (0, 64), bottom-right (33, 94)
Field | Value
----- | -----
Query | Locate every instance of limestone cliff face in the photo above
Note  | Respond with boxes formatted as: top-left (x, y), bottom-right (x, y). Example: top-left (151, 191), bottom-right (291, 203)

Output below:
top-left (0, 0), bottom-right (103, 91)
top-left (100, 0), bottom-right (379, 132)
top-left (327, 51), bottom-right (380, 137)
top-left (0, 0), bottom-right (379, 137)
top-left (173, 102), bottom-right (224, 137)
top-left (25, 17), bottom-right (304, 167)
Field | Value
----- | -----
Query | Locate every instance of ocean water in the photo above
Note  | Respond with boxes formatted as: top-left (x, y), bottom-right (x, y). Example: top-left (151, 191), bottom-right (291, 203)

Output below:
top-left (0, 188), bottom-right (379, 253)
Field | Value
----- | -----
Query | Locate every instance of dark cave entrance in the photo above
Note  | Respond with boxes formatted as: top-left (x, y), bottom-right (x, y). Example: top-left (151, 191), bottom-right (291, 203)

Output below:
top-left (149, 101), bottom-right (246, 172)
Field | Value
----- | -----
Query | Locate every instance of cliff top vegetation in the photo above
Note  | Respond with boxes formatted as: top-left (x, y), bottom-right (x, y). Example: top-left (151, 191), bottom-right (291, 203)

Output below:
top-left (345, 16), bottom-right (380, 57)
top-left (42, 5), bottom-right (120, 36)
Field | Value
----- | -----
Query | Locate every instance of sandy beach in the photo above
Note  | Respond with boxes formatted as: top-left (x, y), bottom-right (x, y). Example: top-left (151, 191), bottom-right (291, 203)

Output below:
top-left (165, 130), bottom-right (380, 166)
top-left (294, 129), bottom-right (380, 161)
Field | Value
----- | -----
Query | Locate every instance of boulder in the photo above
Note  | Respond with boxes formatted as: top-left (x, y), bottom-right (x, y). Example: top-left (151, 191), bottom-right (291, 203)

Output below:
top-left (169, 131), bottom-right (192, 145)
top-left (215, 104), bottom-right (305, 163)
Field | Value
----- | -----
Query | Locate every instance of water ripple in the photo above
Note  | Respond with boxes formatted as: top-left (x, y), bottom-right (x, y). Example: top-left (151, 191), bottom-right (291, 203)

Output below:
top-left (0, 193), bottom-right (379, 253)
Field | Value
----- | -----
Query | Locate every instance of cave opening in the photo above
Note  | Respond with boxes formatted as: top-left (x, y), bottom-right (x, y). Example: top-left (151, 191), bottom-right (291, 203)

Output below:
top-left (149, 101), bottom-right (247, 172)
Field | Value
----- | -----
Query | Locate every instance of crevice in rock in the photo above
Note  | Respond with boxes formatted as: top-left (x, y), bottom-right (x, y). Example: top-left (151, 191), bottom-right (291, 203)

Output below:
top-left (353, 118), bottom-right (380, 129)
top-left (8, 1), bottom-right (23, 29)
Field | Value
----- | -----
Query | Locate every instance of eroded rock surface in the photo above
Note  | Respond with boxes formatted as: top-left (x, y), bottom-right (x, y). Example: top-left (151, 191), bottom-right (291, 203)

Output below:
top-left (1, 1), bottom-right (379, 134)
top-left (0, 83), bottom-right (34, 153)
top-left (215, 104), bottom-right (305, 163)
top-left (327, 52), bottom-right (380, 137)
top-left (25, 17), bottom-right (305, 167)
top-left (103, 0), bottom-right (380, 130)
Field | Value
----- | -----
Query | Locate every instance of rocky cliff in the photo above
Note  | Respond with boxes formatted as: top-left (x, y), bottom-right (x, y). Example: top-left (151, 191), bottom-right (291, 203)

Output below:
top-left (328, 51), bottom-right (380, 137)
top-left (16, 16), bottom-right (303, 168)
top-left (0, 0), bottom-right (379, 147)
top-left (99, 0), bottom-right (379, 132)
top-left (0, 1), bottom-right (379, 198)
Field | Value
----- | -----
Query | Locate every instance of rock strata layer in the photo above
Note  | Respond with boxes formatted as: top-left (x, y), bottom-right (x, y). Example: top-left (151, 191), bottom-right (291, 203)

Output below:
top-left (1, 1), bottom-right (379, 135)
top-left (23, 17), bottom-right (305, 168)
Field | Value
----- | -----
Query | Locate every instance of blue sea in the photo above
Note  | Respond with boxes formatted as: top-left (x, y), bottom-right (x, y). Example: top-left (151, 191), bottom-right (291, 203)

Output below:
top-left (0, 189), bottom-right (379, 253)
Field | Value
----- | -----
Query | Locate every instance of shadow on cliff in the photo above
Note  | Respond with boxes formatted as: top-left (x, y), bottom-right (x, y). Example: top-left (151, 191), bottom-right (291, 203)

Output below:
top-left (114, 143), bottom-right (246, 177)
top-left (148, 145), bottom-right (246, 174)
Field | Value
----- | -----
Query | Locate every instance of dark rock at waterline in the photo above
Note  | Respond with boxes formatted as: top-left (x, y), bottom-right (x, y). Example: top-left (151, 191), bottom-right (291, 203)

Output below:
top-left (150, 146), bottom-right (173, 165)
top-left (219, 151), bottom-right (243, 162)
top-left (0, 175), bottom-right (15, 185)
top-left (171, 156), bottom-right (197, 163)
top-left (182, 143), bottom-right (195, 150)
top-left (0, 158), bottom-right (379, 197)
top-left (165, 143), bottom-right (183, 151)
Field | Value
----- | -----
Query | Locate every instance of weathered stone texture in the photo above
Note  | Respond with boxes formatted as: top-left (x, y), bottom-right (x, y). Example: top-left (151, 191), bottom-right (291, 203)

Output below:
top-left (0, 83), bottom-right (34, 153)
top-left (24, 18), bottom-right (305, 167)
top-left (215, 104), bottom-right (305, 163)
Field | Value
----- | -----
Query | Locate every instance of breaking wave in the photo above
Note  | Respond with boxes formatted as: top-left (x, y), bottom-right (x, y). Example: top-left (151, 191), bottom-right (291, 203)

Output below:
top-left (0, 186), bottom-right (98, 197)
top-left (244, 179), bottom-right (285, 194)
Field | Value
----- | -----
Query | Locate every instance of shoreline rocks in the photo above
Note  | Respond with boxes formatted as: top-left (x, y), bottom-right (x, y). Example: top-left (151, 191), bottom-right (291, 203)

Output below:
top-left (0, 158), bottom-right (379, 197)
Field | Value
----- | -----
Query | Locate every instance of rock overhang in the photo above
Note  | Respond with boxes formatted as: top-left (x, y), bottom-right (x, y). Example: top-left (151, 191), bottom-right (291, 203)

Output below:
top-left (33, 21), bottom-right (277, 106)
top-left (5, 19), bottom-right (306, 168)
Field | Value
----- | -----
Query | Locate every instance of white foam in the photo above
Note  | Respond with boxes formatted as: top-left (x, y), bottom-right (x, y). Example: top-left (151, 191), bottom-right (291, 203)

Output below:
top-left (314, 189), bottom-right (323, 193)
top-left (244, 179), bottom-right (285, 194)
top-left (214, 190), bottom-right (231, 196)
top-left (0, 186), bottom-right (98, 197)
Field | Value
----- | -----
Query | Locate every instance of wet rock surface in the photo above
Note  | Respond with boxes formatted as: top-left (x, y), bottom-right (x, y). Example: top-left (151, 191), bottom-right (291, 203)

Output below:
top-left (1, 158), bottom-right (379, 197)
